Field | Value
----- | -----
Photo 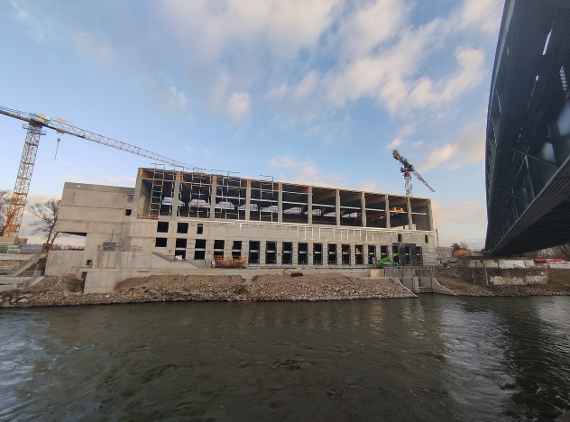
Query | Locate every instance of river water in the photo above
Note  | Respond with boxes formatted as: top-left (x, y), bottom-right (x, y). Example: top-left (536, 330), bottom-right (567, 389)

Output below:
top-left (1, 296), bottom-right (570, 421)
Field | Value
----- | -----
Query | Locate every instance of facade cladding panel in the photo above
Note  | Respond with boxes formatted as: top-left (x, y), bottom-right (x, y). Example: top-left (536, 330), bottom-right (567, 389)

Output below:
top-left (56, 168), bottom-right (437, 269)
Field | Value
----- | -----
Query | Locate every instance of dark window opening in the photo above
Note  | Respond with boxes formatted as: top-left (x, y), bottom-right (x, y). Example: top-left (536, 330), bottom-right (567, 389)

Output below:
top-left (328, 244), bottom-right (337, 265)
top-left (266, 241), bottom-right (277, 265)
top-left (214, 240), bottom-right (225, 259)
top-left (176, 238), bottom-right (187, 249)
top-left (175, 249), bottom-right (186, 260)
top-left (194, 239), bottom-right (206, 260)
top-left (157, 221), bottom-right (169, 233)
top-left (155, 237), bottom-right (167, 247)
top-left (425, 235), bottom-right (429, 244)
top-left (397, 233), bottom-right (402, 243)
top-left (416, 246), bottom-right (423, 266)
top-left (341, 244), bottom-right (351, 265)
top-left (282, 242), bottom-right (292, 265)
top-left (355, 245), bottom-right (363, 265)
top-left (298, 242), bottom-right (308, 265)
top-left (368, 245), bottom-right (377, 265)
top-left (86, 259), bottom-right (93, 267)
top-left (232, 241), bottom-right (242, 259)
top-left (381, 246), bottom-right (389, 259)
top-left (177, 223), bottom-right (189, 234)
top-left (125, 209), bottom-right (132, 216)
top-left (197, 223), bottom-right (204, 235)
top-left (313, 243), bottom-right (323, 265)
top-left (249, 241), bottom-right (260, 264)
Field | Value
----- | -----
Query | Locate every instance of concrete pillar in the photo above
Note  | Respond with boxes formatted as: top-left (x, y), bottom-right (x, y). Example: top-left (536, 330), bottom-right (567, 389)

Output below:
top-left (258, 241), bottom-right (265, 265)
top-left (308, 242), bottom-right (314, 265)
top-left (350, 243), bottom-right (356, 266)
top-left (406, 196), bottom-right (413, 230)
top-left (210, 175), bottom-right (218, 220)
top-left (307, 186), bottom-right (313, 225)
top-left (361, 192), bottom-right (367, 227)
top-left (336, 189), bottom-right (341, 226)
top-left (276, 241), bottom-right (283, 265)
top-left (292, 242), bottom-right (298, 266)
top-left (134, 168), bottom-right (145, 217)
top-left (278, 182), bottom-right (283, 223)
top-left (245, 179), bottom-right (252, 221)
top-left (385, 194), bottom-right (391, 228)
top-left (323, 243), bottom-right (329, 266)
top-left (172, 171), bottom-right (182, 220)
top-left (427, 200), bottom-right (434, 231)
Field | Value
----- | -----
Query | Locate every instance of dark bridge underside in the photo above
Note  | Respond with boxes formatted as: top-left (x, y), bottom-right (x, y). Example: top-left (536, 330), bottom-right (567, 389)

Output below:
top-left (485, 0), bottom-right (570, 255)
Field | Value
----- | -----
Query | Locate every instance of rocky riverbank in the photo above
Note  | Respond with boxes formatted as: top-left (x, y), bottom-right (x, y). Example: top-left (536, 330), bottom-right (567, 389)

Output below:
top-left (433, 274), bottom-right (570, 297)
top-left (0, 273), bottom-right (416, 308)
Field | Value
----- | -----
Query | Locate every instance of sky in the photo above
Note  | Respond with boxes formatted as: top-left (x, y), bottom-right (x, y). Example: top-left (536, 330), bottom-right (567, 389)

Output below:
top-left (0, 0), bottom-right (503, 247)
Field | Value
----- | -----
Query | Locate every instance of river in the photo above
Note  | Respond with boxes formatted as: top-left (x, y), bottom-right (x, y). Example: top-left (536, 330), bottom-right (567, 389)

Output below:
top-left (1, 296), bottom-right (569, 421)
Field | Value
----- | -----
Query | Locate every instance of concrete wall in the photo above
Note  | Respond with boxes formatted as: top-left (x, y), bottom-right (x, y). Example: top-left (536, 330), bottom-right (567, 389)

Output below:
top-left (45, 250), bottom-right (84, 276)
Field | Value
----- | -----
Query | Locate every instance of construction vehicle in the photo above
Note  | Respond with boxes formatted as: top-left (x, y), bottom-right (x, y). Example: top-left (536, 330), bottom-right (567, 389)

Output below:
top-left (0, 105), bottom-right (189, 241)
top-left (392, 149), bottom-right (436, 197)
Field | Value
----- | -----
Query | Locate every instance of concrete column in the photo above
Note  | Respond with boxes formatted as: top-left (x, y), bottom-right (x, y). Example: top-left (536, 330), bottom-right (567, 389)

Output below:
top-left (172, 171), bottom-right (182, 220)
top-left (276, 241), bottom-right (283, 265)
top-left (361, 192), bottom-right (367, 227)
top-left (406, 196), bottom-right (413, 230)
top-left (134, 168), bottom-right (145, 217)
top-left (385, 194), bottom-right (391, 228)
top-left (308, 242), bottom-right (314, 265)
top-left (307, 186), bottom-right (313, 225)
top-left (259, 241), bottom-right (266, 265)
top-left (336, 189), bottom-right (341, 226)
top-left (292, 242), bottom-right (298, 266)
top-left (427, 200), bottom-right (434, 231)
top-left (245, 179), bottom-right (252, 221)
top-left (210, 175), bottom-right (218, 220)
top-left (323, 243), bottom-right (329, 266)
top-left (350, 243), bottom-right (356, 266)
top-left (278, 182), bottom-right (283, 223)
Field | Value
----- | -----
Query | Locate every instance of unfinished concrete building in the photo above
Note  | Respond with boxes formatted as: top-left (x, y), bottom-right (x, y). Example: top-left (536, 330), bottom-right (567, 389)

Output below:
top-left (48, 168), bottom-right (436, 292)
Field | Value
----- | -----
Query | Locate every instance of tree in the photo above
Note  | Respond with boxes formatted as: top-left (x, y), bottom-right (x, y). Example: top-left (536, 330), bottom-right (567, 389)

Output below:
top-left (30, 199), bottom-right (60, 250)
top-left (0, 190), bottom-right (9, 235)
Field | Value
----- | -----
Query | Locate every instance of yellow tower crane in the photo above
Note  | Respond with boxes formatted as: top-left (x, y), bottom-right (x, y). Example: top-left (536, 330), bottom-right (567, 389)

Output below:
top-left (0, 105), bottom-right (189, 241)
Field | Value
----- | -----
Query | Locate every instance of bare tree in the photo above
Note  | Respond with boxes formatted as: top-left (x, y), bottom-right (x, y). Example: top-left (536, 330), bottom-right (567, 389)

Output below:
top-left (30, 199), bottom-right (60, 250)
top-left (0, 190), bottom-right (9, 235)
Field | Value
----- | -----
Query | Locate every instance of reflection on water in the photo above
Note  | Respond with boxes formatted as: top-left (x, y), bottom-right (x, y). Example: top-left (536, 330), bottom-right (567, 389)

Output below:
top-left (1, 297), bottom-right (569, 421)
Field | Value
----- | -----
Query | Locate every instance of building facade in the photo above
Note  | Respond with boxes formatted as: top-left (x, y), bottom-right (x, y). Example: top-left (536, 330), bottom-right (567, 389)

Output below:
top-left (54, 168), bottom-right (437, 274)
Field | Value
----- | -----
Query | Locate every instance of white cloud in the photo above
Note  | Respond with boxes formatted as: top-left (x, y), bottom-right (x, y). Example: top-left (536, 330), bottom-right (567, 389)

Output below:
top-left (72, 32), bottom-right (114, 65)
top-left (339, 0), bottom-right (410, 59)
top-left (269, 155), bottom-right (340, 187)
top-left (163, 85), bottom-right (189, 113)
top-left (420, 121), bottom-right (485, 171)
top-left (387, 125), bottom-right (415, 150)
top-left (432, 199), bottom-right (486, 248)
top-left (455, 0), bottom-right (503, 35)
top-left (293, 71), bottom-right (320, 99)
top-left (409, 48), bottom-right (485, 108)
top-left (227, 92), bottom-right (251, 123)
top-left (158, 0), bottom-right (342, 60)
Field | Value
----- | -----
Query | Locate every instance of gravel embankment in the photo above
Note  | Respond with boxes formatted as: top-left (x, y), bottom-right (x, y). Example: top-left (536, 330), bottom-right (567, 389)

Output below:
top-left (0, 273), bottom-right (416, 308)
top-left (435, 275), bottom-right (570, 297)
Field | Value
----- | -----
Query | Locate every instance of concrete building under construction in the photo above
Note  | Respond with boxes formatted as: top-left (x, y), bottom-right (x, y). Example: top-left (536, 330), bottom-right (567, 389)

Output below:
top-left (48, 168), bottom-right (437, 292)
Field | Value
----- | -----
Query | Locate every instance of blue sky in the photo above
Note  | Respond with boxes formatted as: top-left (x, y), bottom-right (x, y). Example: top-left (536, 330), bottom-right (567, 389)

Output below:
top-left (0, 0), bottom-right (502, 247)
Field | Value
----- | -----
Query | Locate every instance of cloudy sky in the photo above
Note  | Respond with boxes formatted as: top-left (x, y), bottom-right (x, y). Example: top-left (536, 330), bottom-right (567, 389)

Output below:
top-left (0, 0), bottom-right (503, 247)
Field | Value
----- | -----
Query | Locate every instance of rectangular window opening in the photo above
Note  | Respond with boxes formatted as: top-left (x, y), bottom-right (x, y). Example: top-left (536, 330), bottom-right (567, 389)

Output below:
top-left (328, 244), bottom-right (337, 265)
top-left (249, 241), bottom-right (260, 265)
top-left (155, 237), bottom-right (167, 247)
top-left (341, 244), bottom-right (351, 265)
top-left (266, 241), bottom-right (277, 265)
top-left (176, 238), bottom-right (187, 249)
top-left (313, 243), bottom-right (323, 265)
top-left (197, 223), bottom-right (204, 235)
top-left (355, 244), bottom-right (363, 265)
top-left (177, 223), bottom-right (189, 234)
top-left (157, 221), bottom-right (169, 233)
top-left (298, 242), bottom-right (308, 265)
top-left (282, 241), bottom-right (292, 265)
top-left (194, 239), bottom-right (206, 260)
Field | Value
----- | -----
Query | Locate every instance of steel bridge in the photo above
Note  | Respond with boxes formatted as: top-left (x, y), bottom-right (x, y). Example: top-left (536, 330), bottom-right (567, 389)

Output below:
top-left (485, 0), bottom-right (570, 255)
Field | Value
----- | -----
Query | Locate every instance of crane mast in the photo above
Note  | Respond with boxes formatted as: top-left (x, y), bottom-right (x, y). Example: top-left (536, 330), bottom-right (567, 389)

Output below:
top-left (0, 105), bottom-right (189, 240)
